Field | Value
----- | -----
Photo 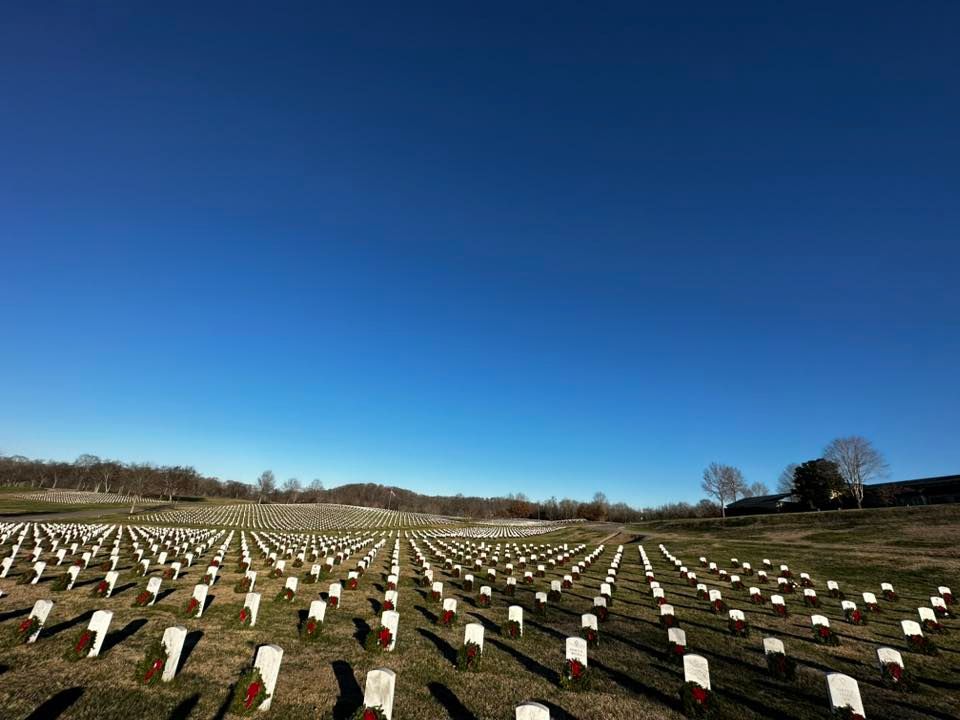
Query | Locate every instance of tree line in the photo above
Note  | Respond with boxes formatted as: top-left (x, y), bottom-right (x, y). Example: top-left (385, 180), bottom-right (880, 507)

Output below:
top-left (702, 435), bottom-right (888, 516)
top-left (4, 437), bottom-right (885, 522)
top-left (2, 453), bottom-right (713, 520)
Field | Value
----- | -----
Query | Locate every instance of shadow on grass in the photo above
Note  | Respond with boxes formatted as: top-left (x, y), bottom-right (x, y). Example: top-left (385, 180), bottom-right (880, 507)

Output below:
top-left (417, 628), bottom-right (457, 666)
top-left (427, 682), bottom-right (477, 720)
top-left (592, 658), bottom-right (680, 711)
top-left (488, 637), bottom-right (559, 684)
top-left (102, 618), bottom-right (148, 653)
top-left (0, 606), bottom-right (31, 623)
top-left (466, 611), bottom-right (498, 633)
top-left (168, 693), bottom-right (200, 720)
top-left (155, 588), bottom-right (176, 603)
top-left (25, 686), bottom-right (83, 720)
top-left (526, 619), bottom-right (566, 641)
top-left (413, 604), bottom-right (437, 624)
top-left (180, 630), bottom-right (204, 670)
top-left (111, 582), bottom-right (136, 597)
top-left (44, 609), bottom-right (94, 638)
top-left (536, 700), bottom-right (580, 720)
top-left (353, 617), bottom-right (370, 648)
top-left (331, 659), bottom-right (362, 720)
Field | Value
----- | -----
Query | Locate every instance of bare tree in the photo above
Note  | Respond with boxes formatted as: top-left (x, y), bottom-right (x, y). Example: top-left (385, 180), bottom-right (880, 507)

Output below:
top-left (257, 470), bottom-right (276, 504)
top-left (74, 454), bottom-right (100, 491)
top-left (730, 471), bottom-right (749, 502)
top-left (823, 436), bottom-right (888, 509)
top-left (282, 477), bottom-right (302, 502)
top-left (701, 462), bottom-right (744, 519)
top-left (96, 460), bottom-right (119, 494)
top-left (776, 463), bottom-right (798, 494)
top-left (160, 468), bottom-right (178, 502)
top-left (744, 481), bottom-right (770, 498)
top-left (128, 463), bottom-right (149, 514)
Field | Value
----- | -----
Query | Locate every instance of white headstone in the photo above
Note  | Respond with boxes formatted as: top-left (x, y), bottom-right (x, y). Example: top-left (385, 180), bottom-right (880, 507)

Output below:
top-left (161, 625), bottom-right (188, 682)
top-left (516, 701), bottom-right (550, 720)
top-left (104, 570), bottom-right (120, 597)
top-left (146, 576), bottom-right (162, 605)
top-left (464, 622), bottom-right (485, 652)
top-left (88, 610), bottom-right (113, 657)
top-left (508, 605), bottom-right (523, 636)
top-left (565, 636), bottom-right (588, 666)
top-left (763, 637), bottom-right (785, 655)
top-left (245, 592), bottom-right (262, 627)
top-left (362, 668), bottom-right (396, 720)
top-left (308, 599), bottom-right (326, 623)
top-left (381, 610), bottom-right (399, 651)
top-left (683, 654), bottom-right (711, 690)
top-left (191, 584), bottom-right (209, 618)
top-left (253, 644), bottom-right (283, 711)
top-left (876, 647), bottom-right (903, 670)
top-left (27, 599), bottom-right (54, 643)
top-left (825, 673), bottom-right (865, 717)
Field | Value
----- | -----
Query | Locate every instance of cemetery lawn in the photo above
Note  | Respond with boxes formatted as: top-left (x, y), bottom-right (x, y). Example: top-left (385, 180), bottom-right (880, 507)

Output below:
top-left (0, 505), bottom-right (957, 719)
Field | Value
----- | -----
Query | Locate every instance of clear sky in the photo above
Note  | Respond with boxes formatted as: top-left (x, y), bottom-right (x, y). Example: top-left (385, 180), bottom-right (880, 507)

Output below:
top-left (1, 3), bottom-right (958, 507)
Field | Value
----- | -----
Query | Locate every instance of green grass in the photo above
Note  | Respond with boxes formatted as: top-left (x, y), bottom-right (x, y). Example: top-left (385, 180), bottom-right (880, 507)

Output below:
top-left (0, 507), bottom-right (957, 719)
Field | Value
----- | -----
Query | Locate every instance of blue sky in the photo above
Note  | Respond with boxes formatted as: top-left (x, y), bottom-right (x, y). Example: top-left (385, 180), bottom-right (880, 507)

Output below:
top-left (1, 3), bottom-right (958, 506)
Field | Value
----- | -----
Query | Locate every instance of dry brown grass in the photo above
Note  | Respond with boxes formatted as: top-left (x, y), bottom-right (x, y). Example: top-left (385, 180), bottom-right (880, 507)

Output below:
top-left (0, 506), bottom-right (957, 719)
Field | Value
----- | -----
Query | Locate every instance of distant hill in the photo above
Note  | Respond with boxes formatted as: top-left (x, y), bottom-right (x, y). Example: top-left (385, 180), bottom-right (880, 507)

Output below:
top-left (315, 482), bottom-right (542, 520)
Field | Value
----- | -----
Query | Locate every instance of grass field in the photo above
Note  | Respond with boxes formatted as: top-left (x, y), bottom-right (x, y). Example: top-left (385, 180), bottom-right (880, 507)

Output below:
top-left (0, 505), bottom-right (957, 719)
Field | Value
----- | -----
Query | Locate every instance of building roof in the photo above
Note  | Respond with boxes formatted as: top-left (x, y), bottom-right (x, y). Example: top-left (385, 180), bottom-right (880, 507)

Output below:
top-left (867, 474), bottom-right (960, 489)
top-left (726, 493), bottom-right (792, 509)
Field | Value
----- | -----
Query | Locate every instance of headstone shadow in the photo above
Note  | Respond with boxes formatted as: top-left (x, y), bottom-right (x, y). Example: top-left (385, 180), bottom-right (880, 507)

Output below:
top-left (331, 659), bottom-right (362, 720)
top-left (179, 629), bottom-right (204, 670)
top-left (44, 609), bottom-right (94, 638)
top-left (414, 604), bottom-right (437, 624)
top-left (417, 628), bottom-right (458, 666)
top-left (25, 686), bottom-right (84, 720)
top-left (488, 637), bottom-right (558, 684)
top-left (168, 693), bottom-right (200, 720)
top-left (102, 618), bottom-right (148, 652)
top-left (526, 619), bottom-right (566, 641)
top-left (427, 681), bottom-right (477, 720)
top-left (111, 582), bottom-right (136, 597)
top-left (466, 611), bottom-right (499, 633)
top-left (536, 700), bottom-right (579, 720)
top-left (353, 617), bottom-right (371, 648)
top-left (0, 606), bottom-right (31, 623)
top-left (591, 659), bottom-right (678, 710)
